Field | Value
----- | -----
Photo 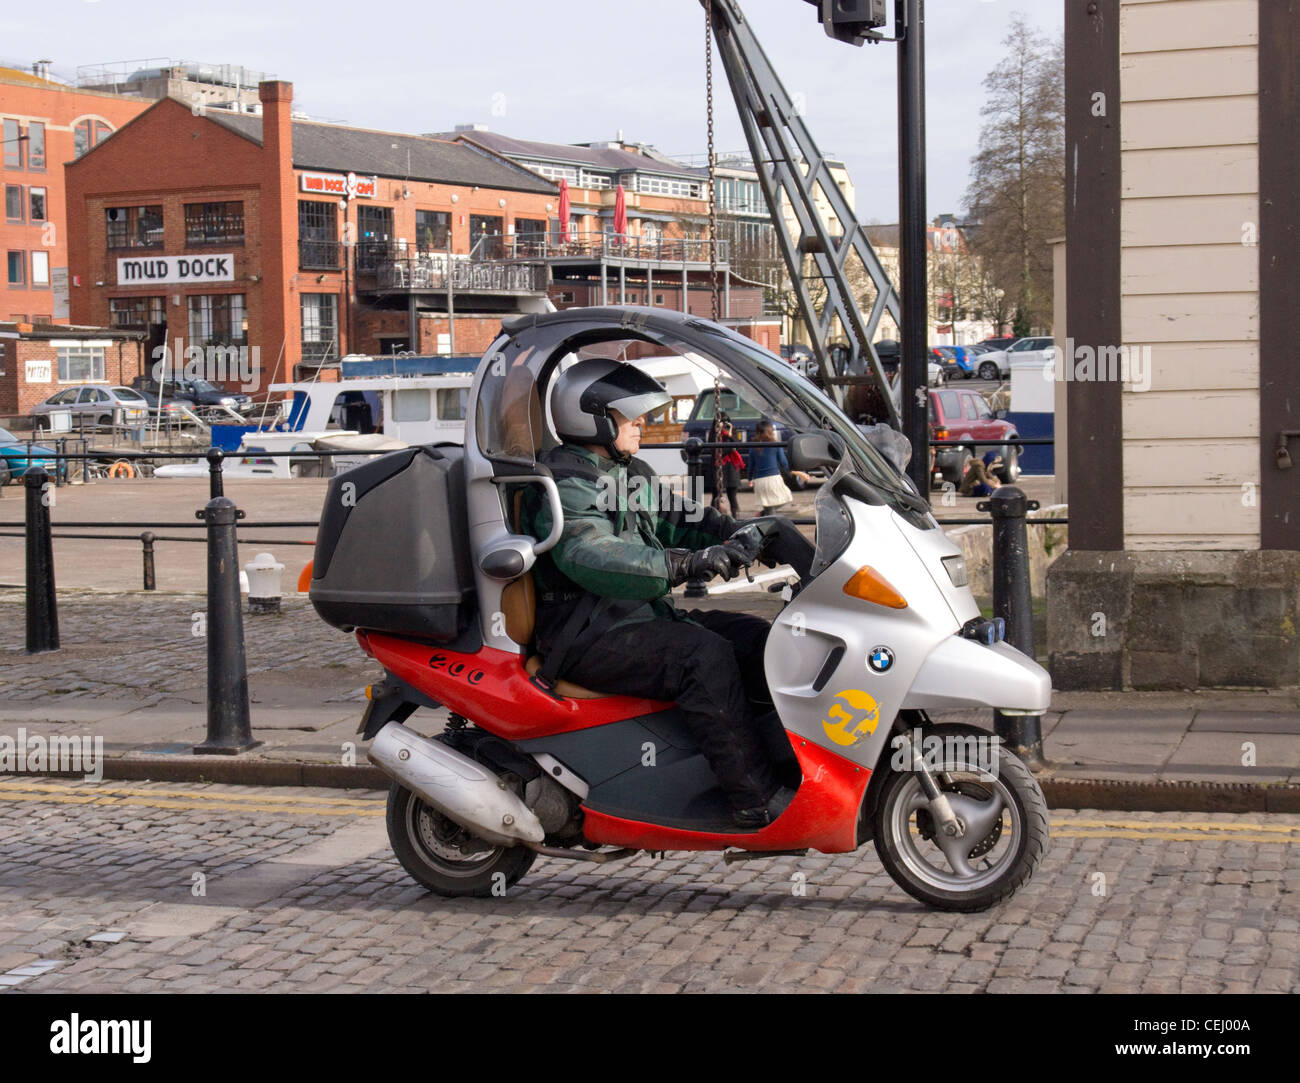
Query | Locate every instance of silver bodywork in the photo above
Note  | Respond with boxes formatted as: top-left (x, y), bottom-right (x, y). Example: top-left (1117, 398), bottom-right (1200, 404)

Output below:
top-left (766, 496), bottom-right (1051, 773)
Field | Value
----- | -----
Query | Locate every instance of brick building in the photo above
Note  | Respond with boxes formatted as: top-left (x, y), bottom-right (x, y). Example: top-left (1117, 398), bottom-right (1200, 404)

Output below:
top-left (1, 66), bottom-right (151, 324)
top-left (64, 81), bottom-right (558, 391)
top-left (441, 127), bottom-right (765, 321)
top-left (0, 321), bottom-right (146, 417)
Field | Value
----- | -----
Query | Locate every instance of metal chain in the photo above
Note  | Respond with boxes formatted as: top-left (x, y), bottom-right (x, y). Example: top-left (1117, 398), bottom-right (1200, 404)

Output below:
top-left (705, 0), bottom-right (727, 512)
top-left (706, 0), bottom-right (720, 322)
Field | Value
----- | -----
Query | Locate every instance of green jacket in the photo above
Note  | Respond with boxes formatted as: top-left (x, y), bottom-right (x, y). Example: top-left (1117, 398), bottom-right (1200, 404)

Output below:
top-left (521, 443), bottom-right (738, 649)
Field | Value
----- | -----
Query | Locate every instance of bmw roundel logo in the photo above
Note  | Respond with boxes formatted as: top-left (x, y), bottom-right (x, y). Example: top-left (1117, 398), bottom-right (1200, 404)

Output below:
top-left (868, 646), bottom-right (894, 674)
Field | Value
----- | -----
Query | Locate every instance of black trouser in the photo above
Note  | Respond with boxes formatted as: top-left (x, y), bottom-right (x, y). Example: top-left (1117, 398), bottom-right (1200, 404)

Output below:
top-left (560, 609), bottom-right (775, 810)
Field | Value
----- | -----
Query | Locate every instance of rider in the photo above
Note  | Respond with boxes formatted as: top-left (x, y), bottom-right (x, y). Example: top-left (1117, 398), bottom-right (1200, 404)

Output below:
top-left (522, 358), bottom-right (814, 828)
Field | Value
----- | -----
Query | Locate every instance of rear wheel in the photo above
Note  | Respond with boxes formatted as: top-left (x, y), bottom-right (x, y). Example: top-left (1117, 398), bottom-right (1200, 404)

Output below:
top-left (386, 783), bottom-right (536, 898)
top-left (872, 723), bottom-right (1049, 911)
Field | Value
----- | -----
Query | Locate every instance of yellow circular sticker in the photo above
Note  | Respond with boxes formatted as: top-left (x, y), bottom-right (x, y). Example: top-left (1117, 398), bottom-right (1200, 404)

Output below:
top-left (821, 689), bottom-right (881, 747)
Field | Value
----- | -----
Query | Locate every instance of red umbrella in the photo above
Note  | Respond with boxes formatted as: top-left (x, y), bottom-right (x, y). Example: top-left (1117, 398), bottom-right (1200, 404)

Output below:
top-left (613, 183), bottom-right (627, 237)
top-left (557, 179), bottom-right (570, 243)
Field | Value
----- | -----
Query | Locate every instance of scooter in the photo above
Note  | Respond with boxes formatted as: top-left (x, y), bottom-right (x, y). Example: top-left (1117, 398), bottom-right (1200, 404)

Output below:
top-left (310, 307), bottom-right (1052, 912)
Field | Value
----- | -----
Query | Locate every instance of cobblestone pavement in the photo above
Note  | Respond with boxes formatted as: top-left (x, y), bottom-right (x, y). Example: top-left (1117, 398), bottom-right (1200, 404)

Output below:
top-left (2, 778), bottom-right (1297, 994)
top-left (0, 593), bottom-right (378, 705)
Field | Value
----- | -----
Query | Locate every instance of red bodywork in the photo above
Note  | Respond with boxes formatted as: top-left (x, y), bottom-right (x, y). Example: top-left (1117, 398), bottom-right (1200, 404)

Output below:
top-left (360, 631), bottom-right (869, 854)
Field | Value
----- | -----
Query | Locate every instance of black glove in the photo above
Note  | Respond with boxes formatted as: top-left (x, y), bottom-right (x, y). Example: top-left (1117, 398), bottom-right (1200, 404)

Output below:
top-left (664, 544), bottom-right (748, 586)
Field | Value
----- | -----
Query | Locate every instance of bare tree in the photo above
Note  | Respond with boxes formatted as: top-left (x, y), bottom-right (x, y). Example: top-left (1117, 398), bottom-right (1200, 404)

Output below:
top-left (964, 14), bottom-right (1064, 334)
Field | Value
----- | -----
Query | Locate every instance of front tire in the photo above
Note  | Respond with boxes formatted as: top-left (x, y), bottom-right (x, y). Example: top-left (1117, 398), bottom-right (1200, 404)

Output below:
top-left (872, 723), bottom-right (1049, 911)
top-left (386, 782), bottom-right (536, 898)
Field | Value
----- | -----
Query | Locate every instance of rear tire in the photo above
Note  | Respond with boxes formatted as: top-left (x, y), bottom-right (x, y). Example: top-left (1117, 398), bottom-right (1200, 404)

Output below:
top-left (872, 723), bottom-right (1049, 911)
top-left (941, 447), bottom-right (972, 487)
top-left (386, 783), bottom-right (536, 898)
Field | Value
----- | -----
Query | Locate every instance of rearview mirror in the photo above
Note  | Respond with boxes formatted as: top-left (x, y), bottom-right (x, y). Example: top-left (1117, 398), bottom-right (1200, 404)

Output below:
top-left (788, 430), bottom-right (844, 472)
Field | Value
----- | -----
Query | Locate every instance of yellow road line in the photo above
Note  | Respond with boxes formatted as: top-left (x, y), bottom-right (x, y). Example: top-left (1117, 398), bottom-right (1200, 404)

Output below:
top-left (0, 781), bottom-right (380, 808)
top-left (0, 790), bottom-right (381, 817)
top-left (1064, 817), bottom-right (1300, 835)
top-left (1055, 829), bottom-right (1293, 844)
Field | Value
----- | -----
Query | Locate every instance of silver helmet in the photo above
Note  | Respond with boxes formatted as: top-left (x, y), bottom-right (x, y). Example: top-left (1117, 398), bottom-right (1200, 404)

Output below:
top-left (550, 359), bottom-right (672, 456)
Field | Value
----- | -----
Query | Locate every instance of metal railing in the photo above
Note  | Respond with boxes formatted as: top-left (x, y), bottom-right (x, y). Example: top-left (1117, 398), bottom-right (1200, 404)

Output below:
top-left (504, 231), bottom-right (730, 264)
top-left (374, 255), bottom-right (548, 293)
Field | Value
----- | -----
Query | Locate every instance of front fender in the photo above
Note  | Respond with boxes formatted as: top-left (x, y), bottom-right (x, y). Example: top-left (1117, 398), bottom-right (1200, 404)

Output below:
top-left (901, 637), bottom-right (1051, 712)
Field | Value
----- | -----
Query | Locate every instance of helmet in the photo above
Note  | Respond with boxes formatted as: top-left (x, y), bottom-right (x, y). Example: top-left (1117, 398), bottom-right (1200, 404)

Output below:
top-left (550, 359), bottom-right (671, 459)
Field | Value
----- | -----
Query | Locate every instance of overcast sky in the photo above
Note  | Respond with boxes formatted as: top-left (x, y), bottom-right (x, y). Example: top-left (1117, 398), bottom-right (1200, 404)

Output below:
top-left (3, 0), bottom-right (1063, 221)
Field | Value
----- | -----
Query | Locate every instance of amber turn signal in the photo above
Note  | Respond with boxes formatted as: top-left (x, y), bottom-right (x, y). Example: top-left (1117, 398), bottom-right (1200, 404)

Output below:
top-left (842, 566), bottom-right (908, 609)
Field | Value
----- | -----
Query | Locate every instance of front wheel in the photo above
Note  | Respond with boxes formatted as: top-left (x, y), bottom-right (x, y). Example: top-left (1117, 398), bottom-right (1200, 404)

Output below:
top-left (386, 783), bottom-right (536, 898)
top-left (978, 361), bottom-right (999, 381)
top-left (872, 723), bottom-right (1049, 911)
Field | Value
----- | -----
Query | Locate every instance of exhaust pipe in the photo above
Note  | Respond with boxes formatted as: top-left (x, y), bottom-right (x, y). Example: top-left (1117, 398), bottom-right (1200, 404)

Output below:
top-left (368, 723), bottom-right (545, 847)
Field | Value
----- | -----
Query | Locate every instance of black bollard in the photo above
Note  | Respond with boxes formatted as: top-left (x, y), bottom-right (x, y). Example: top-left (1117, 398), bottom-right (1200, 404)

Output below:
top-left (24, 467), bottom-right (59, 654)
top-left (206, 447), bottom-right (225, 499)
top-left (682, 436), bottom-right (709, 599)
top-left (194, 496), bottom-right (260, 754)
top-left (55, 438), bottom-right (65, 488)
top-left (140, 531), bottom-right (157, 591)
top-left (984, 485), bottom-right (1044, 767)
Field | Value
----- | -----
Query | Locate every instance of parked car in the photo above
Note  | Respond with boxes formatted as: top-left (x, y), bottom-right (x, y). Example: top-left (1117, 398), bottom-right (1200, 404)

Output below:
top-left (30, 385), bottom-right (150, 430)
top-left (132, 375), bottom-right (252, 411)
top-left (976, 336), bottom-right (1056, 381)
top-left (933, 345), bottom-right (977, 379)
top-left (928, 386), bottom-right (1021, 486)
top-left (0, 426), bottom-right (67, 484)
top-left (132, 385), bottom-right (197, 416)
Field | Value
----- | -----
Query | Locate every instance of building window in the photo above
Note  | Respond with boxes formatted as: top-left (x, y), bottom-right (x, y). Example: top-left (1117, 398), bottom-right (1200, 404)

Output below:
top-left (298, 201), bottom-right (339, 269)
top-left (73, 118), bottom-right (113, 158)
top-left (185, 201), bottom-right (245, 246)
top-left (31, 251), bottom-right (49, 287)
top-left (58, 346), bottom-right (107, 382)
top-left (415, 209), bottom-right (450, 251)
top-left (27, 122), bottom-right (44, 171)
top-left (7, 251), bottom-right (25, 285)
top-left (29, 187), bottom-right (47, 222)
top-left (655, 293), bottom-right (665, 305)
top-left (436, 387), bottom-right (467, 421)
top-left (557, 290), bottom-right (575, 303)
top-left (5, 186), bottom-right (23, 222)
top-left (300, 294), bottom-right (338, 361)
top-left (355, 205), bottom-right (393, 271)
top-left (189, 294), bottom-right (246, 346)
top-left (106, 206), bottom-right (164, 250)
top-left (636, 175), bottom-right (703, 199)
top-left (469, 215), bottom-right (503, 259)
top-left (392, 389), bottom-right (430, 422)
top-left (3, 119), bottom-right (22, 169)
top-left (110, 296), bottom-right (166, 328)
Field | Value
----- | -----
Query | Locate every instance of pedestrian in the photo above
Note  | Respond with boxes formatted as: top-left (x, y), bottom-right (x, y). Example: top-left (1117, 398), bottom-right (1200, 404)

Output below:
top-left (749, 419), bottom-right (812, 515)
top-left (959, 450), bottom-right (1003, 497)
top-left (714, 413), bottom-right (745, 516)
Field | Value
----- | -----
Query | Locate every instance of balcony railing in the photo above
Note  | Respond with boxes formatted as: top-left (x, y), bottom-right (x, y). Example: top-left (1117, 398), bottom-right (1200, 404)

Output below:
top-left (504, 230), bottom-right (729, 264)
top-left (373, 254), bottom-right (548, 294)
top-left (299, 239), bottom-right (342, 271)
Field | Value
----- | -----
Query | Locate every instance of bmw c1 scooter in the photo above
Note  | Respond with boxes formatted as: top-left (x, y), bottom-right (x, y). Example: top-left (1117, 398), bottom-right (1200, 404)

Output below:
top-left (309, 307), bottom-right (1052, 912)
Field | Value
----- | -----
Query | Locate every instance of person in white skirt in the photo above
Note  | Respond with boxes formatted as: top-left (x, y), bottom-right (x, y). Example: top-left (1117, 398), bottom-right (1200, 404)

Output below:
top-left (748, 419), bottom-right (813, 515)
